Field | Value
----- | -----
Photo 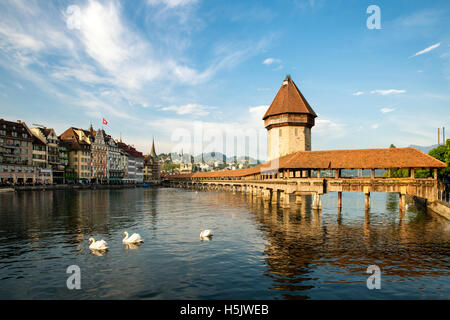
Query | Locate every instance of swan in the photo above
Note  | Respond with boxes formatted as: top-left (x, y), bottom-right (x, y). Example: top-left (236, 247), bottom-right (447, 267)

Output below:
top-left (123, 231), bottom-right (143, 244)
top-left (89, 238), bottom-right (108, 250)
top-left (200, 229), bottom-right (213, 239)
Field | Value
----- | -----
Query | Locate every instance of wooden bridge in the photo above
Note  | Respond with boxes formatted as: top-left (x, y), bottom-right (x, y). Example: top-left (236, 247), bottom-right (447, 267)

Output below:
top-left (162, 147), bottom-right (446, 212)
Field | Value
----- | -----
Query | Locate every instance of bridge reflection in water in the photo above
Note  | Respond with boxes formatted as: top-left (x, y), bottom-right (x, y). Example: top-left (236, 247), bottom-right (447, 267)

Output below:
top-left (0, 188), bottom-right (448, 299)
top-left (206, 189), bottom-right (449, 300)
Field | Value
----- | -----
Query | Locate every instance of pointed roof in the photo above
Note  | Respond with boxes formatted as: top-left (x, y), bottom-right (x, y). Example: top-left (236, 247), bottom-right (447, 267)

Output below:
top-left (150, 138), bottom-right (157, 158)
top-left (263, 75), bottom-right (317, 120)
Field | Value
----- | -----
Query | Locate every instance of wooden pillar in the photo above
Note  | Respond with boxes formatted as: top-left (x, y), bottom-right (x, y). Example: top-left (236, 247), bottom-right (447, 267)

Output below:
top-left (313, 193), bottom-right (322, 210)
top-left (335, 169), bottom-right (340, 179)
top-left (317, 170), bottom-right (321, 178)
top-left (371, 169), bottom-right (375, 179)
top-left (365, 192), bottom-right (371, 210)
top-left (410, 168), bottom-right (415, 179)
top-left (338, 192), bottom-right (342, 208)
top-left (262, 189), bottom-right (270, 202)
top-left (282, 192), bottom-right (290, 208)
top-left (399, 193), bottom-right (406, 211)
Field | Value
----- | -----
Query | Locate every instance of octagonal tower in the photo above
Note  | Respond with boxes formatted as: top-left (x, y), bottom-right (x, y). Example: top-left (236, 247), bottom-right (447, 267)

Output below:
top-left (263, 75), bottom-right (317, 161)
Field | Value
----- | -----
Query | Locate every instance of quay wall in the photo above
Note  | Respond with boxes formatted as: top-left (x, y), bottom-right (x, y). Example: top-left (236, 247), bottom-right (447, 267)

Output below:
top-left (2, 182), bottom-right (161, 192)
top-left (427, 200), bottom-right (450, 220)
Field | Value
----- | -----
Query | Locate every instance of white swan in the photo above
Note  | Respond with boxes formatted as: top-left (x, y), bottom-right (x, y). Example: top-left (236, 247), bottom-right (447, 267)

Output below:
top-left (200, 229), bottom-right (213, 239)
top-left (89, 238), bottom-right (108, 250)
top-left (123, 231), bottom-right (143, 244)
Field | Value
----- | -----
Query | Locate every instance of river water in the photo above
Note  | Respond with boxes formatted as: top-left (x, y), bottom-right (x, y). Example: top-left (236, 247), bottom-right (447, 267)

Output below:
top-left (0, 188), bottom-right (448, 299)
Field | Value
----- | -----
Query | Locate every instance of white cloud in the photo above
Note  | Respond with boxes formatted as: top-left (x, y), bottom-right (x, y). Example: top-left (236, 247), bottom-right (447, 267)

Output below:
top-left (263, 58), bottom-right (281, 65)
top-left (162, 103), bottom-right (213, 116)
top-left (352, 91), bottom-right (364, 96)
top-left (371, 124), bottom-right (380, 129)
top-left (371, 89), bottom-right (406, 95)
top-left (147, 0), bottom-right (198, 8)
top-left (411, 42), bottom-right (441, 57)
top-left (380, 107), bottom-right (395, 113)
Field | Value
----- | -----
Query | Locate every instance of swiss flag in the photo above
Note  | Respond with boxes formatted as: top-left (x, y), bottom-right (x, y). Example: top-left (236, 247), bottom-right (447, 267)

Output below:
top-left (102, 118), bottom-right (108, 125)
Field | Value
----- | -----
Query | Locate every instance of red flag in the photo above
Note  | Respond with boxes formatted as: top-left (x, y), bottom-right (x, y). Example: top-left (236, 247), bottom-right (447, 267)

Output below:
top-left (102, 118), bottom-right (108, 125)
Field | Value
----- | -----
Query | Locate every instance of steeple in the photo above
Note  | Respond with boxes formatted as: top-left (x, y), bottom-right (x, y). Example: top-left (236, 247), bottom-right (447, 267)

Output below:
top-left (150, 137), bottom-right (157, 158)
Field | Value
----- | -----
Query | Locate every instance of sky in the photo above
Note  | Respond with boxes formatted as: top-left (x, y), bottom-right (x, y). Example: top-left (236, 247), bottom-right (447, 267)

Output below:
top-left (0, 0), bottom-right (449, 161)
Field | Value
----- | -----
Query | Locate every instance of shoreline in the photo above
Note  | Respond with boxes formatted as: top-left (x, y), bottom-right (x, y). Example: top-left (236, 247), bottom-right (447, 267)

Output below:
top-left (0, 183), bottom-right (161, 192)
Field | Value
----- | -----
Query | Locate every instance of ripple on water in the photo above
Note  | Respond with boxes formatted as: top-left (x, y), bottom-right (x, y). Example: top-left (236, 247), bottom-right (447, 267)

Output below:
top-left (0, 188), bottom-right (449, 299)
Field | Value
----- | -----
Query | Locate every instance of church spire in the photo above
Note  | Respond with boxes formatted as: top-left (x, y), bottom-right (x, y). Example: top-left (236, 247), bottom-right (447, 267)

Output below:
top-left (150, 137), bottom-right (157, 158)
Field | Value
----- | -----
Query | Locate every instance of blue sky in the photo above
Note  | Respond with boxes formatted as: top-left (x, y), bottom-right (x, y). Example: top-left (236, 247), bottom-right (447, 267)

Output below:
top-left (0, 0), bottom-right (449, 160)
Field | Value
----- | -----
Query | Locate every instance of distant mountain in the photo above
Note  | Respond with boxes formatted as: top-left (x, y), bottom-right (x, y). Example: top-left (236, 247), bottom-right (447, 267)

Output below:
top-left (408, 144), bottom-right (438, 154)
top-left (164, 151), bottom-right (261, 165)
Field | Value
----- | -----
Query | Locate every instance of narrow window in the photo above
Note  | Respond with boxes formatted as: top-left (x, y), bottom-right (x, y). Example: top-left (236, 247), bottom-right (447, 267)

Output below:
top-left (279, 129), bottom-right (282, 137)
top-left (295, 128), bottom-right (298, 136)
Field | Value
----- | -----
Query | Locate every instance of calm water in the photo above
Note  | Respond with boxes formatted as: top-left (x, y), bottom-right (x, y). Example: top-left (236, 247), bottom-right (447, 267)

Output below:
top-left (0, 188), bottom-right (449, 300)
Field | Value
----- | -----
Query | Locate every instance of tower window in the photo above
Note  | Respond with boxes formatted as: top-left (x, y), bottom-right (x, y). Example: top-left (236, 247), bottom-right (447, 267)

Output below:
top-left (279, 129), bottom-right (282, 137)
top-left (295, 128), bottom-right (298, 136)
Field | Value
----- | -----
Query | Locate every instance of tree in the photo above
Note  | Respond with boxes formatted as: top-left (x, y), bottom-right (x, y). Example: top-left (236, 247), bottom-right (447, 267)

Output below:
top-left (428, 140), bottom-right (450, 179)
top-left (385, 144), bottom-right (409, 178)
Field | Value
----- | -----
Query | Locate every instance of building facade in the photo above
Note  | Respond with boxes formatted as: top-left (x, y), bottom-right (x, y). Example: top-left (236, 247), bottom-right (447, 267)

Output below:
top-left (263, 75), bottom-right (317, 161)
top-left (105, 134), bottom-right (123, 182)
top-left (0, 119), bottom-right (35, 184)
top-left (59, 127), bottom-right (92, 182)
top-left (118, 142), bottom-right (144, 183)
top-left (91, 129), bottom-right (107, 183)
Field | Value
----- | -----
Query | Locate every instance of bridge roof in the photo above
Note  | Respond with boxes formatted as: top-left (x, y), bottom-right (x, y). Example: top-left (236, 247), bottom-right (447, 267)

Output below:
top-left (263, 75), bottom-right (317, 120)
top-left (163, 147), bottom-right (446, 179)
top-left (268, 147), bottom-right (447, 170)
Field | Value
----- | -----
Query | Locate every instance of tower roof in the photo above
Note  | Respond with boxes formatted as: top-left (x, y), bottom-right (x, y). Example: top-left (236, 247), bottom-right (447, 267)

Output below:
top-left (150, 138), bottom-right (157, 158)
top-left (263, 75), bottom-right (317, 120)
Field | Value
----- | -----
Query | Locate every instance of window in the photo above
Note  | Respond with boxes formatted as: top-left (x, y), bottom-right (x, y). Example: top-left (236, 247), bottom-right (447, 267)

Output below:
top-left (295, 128), bottom-right (298, 136)
top-left (279, 129), bottom-right (282, 137)
top-left (12, 132), bottom-right (18, 137)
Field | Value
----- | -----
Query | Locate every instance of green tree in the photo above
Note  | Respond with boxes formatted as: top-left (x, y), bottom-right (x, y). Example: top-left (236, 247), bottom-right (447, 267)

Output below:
top-left (428, 140), bottom-right (450, 179)
top-left (385, 144), bottom-right (409, 177)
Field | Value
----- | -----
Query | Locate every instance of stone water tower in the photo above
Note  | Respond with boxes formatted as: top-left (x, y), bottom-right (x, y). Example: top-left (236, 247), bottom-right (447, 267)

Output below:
top-left (263, 75), bottom-right (317, 160)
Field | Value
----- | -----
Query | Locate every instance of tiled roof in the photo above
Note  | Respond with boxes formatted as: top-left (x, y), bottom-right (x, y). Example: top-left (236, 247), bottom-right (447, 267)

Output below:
top-left (263, 75), bottom-right (317, 120)
top-left (118, 142), bottom-right (143, 157)
top-left (59, 127), bottom-right (91, 150)
top-left (163, 147), bottom-right (446, 179)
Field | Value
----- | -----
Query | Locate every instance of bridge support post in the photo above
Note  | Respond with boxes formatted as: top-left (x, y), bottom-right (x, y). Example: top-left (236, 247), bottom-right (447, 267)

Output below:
top-left (271, 190), bottom-right (278, 205)
top-left (399, 193), bottom-right (406, 211)
top-left (282, 192), bottom-right (290, 208)
top-left (262, 189), bottom-right (270, 202)
top-left (338, 192), bottom-right (342, 209)
top-left (365, 192), bottom-right (371, 210)
top-left (313, 193), bottom-right (322, 210)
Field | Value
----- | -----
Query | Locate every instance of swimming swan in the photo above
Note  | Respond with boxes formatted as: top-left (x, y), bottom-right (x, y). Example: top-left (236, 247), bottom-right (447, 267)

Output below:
top-left (89, 238), bottom-right (108, 250)
top-left (200, 229), bottom-right (213, 239)
top-left (123, 231), bottom-right (143, 244)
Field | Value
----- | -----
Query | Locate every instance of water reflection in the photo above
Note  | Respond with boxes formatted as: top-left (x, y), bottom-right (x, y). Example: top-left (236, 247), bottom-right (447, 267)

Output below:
top-left (0, 189), bottom-right (449, 299)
